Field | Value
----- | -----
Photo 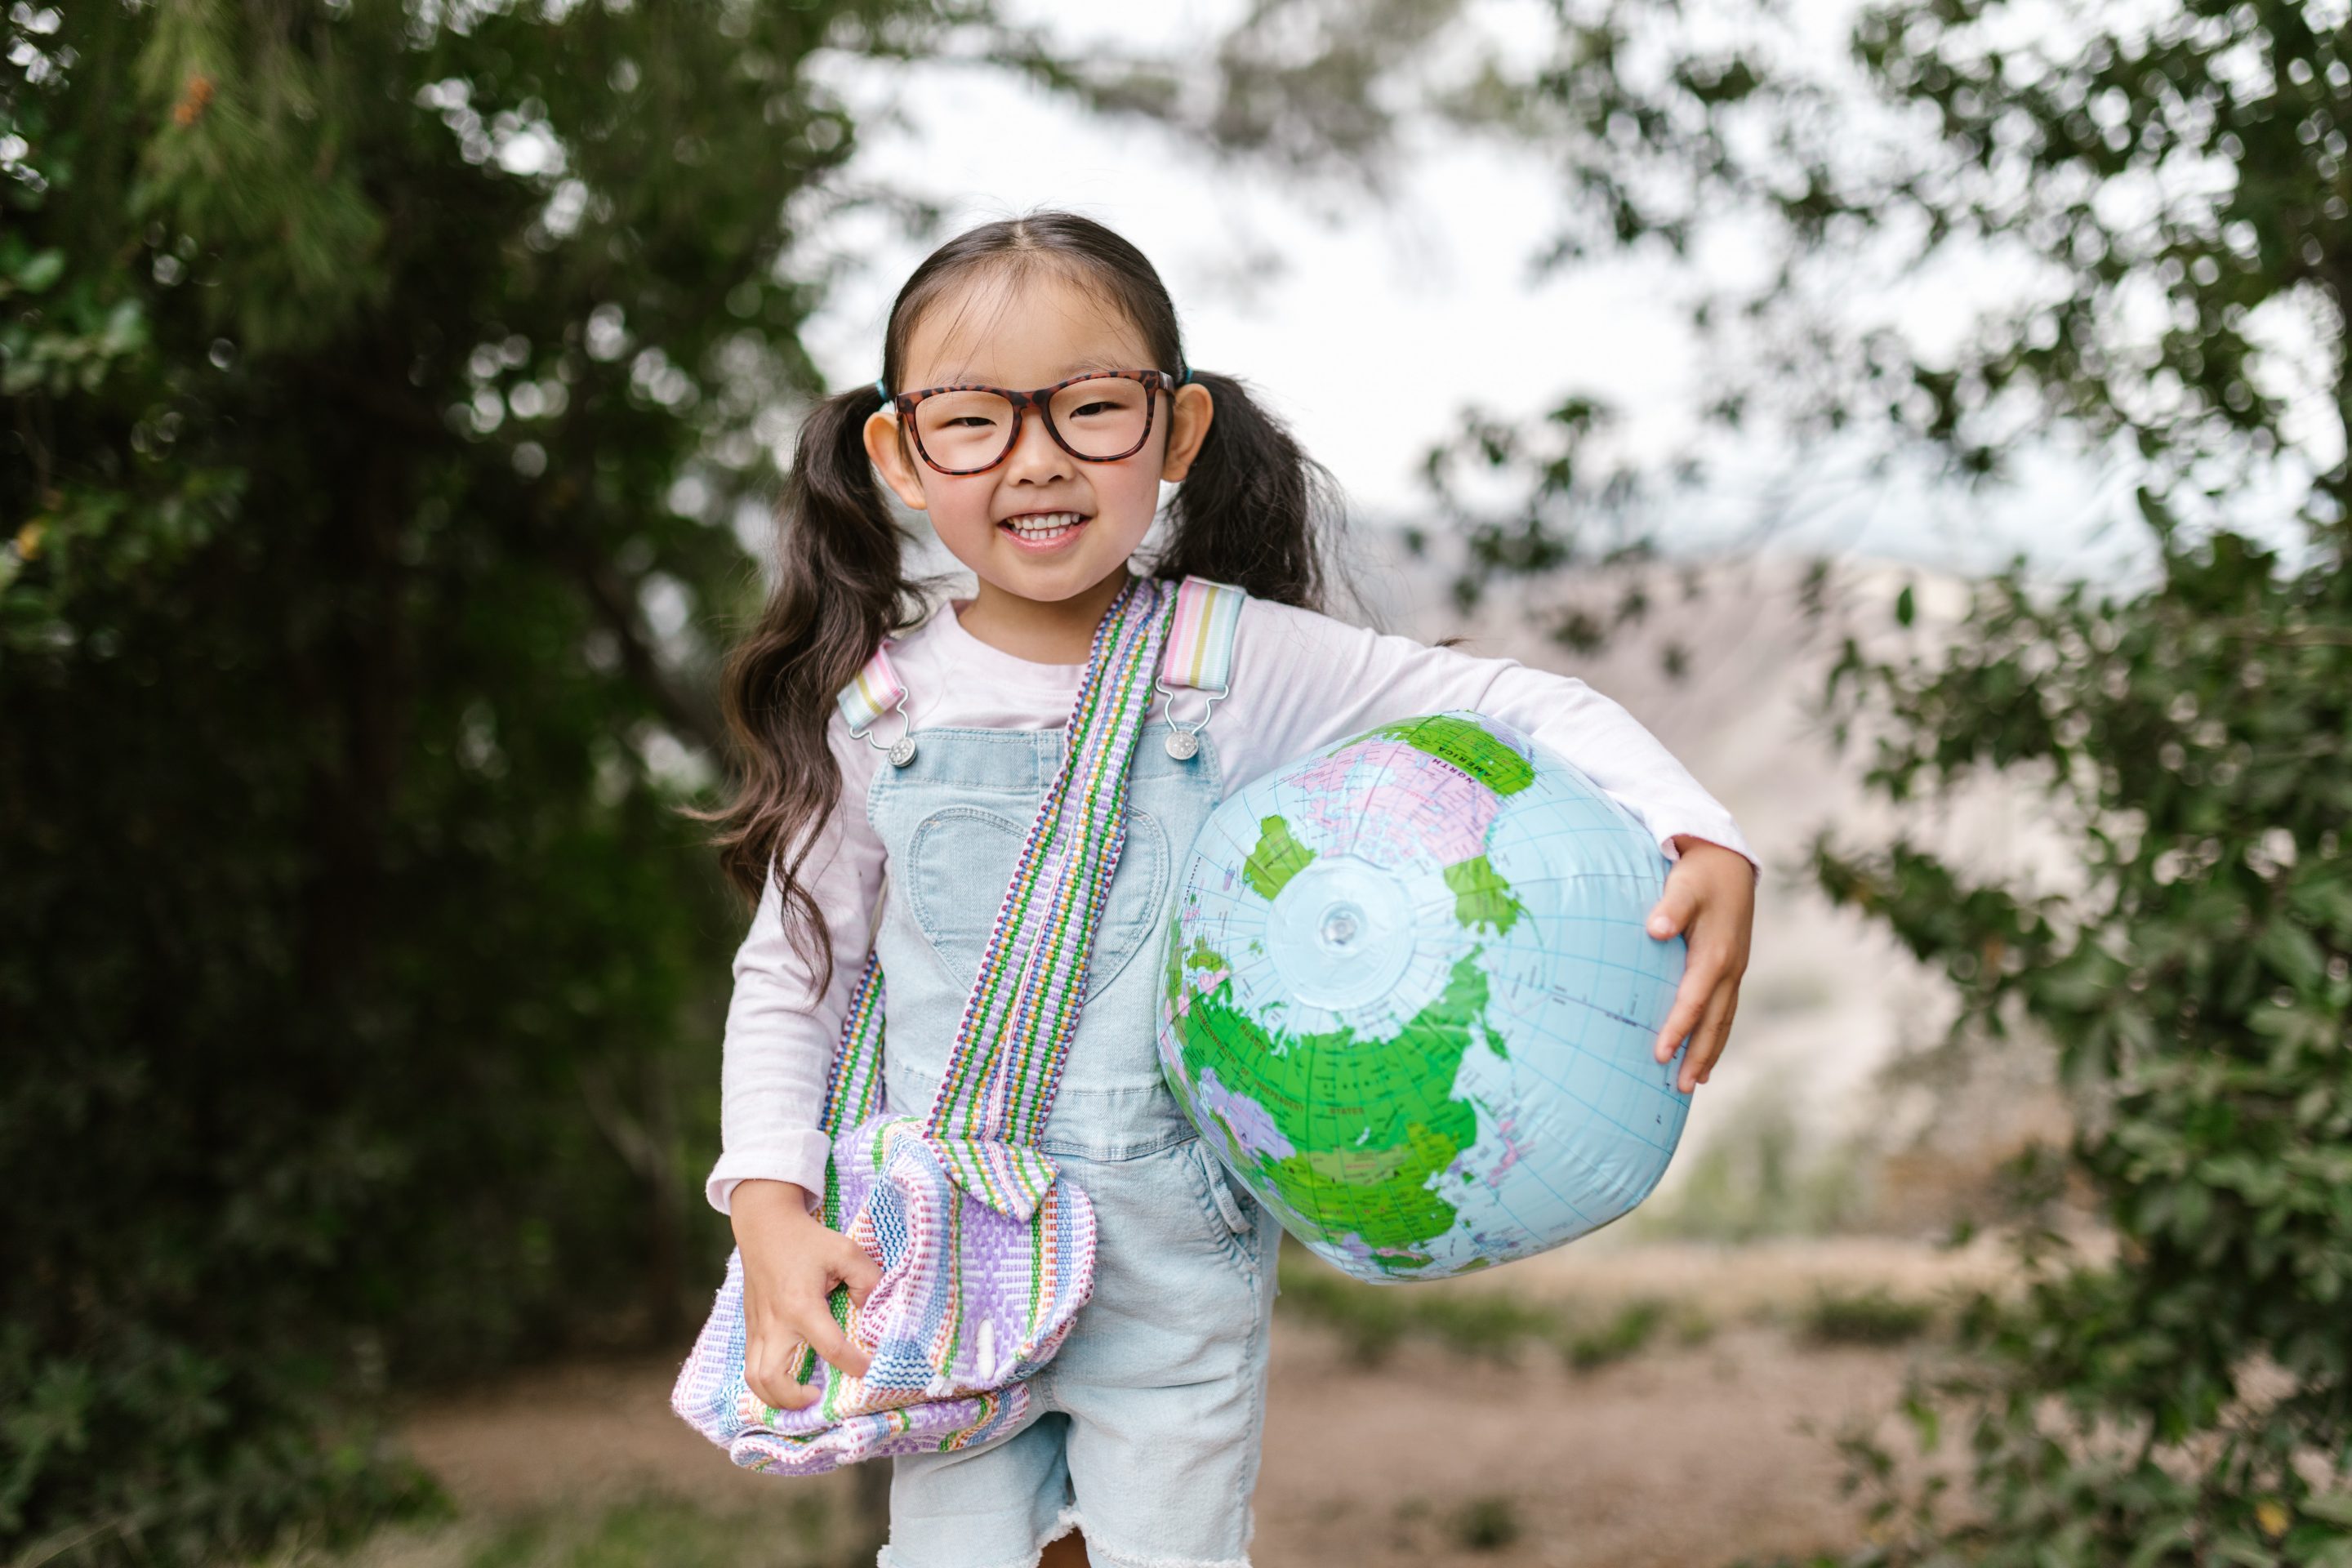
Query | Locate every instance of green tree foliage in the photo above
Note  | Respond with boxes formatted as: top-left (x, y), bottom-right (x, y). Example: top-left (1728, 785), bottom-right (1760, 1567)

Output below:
top-left (0, 1), bottom-right (1040, 1561)
top-left (1731, 2), bottom-right (2352, 1557)
top-left (1806, 530), bottom-right (2352, 1566)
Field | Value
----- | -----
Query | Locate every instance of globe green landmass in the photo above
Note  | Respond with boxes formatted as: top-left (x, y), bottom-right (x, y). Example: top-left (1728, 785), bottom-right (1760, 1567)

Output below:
top-left (1169, 820), bottom-right (1522, 1272)
top-left (1369, 715), bottom-right (1536, 796)
top-left (1443, 855), bottom-right (1525, 935)
top-left (1169, 947), bottom-right (1499, 1269)
top-left (1243, 814), bottom-right (1316, 900)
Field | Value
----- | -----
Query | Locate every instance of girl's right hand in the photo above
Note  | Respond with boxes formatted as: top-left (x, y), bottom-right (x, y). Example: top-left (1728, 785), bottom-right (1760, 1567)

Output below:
top-left (730, 1178), bottom-right (884, 1411)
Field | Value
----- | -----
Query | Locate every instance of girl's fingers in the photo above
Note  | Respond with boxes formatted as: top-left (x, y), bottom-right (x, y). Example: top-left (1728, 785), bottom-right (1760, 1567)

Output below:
top-left (1679, 978), bottom-right (1742, 1092)
top-left (1652, 991), bottom-right (1699, 1067)
top-left (835, 1238), bottom-right (884, 1306)
top-left (797, 1307), bottom-right (873, 1382)
top-left (1651, 950), bottom-right (1723, 1065)
top-left (1703, 979), bottom-right (1744, 1082)
top-left (747, 1339), bottom-right (815, 1411)
top-left (1646, 874), bottom-right (1700, 941)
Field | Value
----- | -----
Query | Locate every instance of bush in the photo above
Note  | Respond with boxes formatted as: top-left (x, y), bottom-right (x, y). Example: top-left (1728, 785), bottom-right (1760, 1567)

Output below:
top-left (1445, 1494), bottom-right (1522, 1552)
top-left (1797, 1289), bottom-right (1936, 1348)
top-left (1561, 1298), bottom-right (1669, 1371)
top-left (1807, 528), bottom-right (2352, 1562)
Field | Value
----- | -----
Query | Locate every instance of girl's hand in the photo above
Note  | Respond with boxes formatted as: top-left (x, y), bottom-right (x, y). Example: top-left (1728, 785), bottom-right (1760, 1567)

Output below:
top-left (730, 1179), bottom-right (884, 1412)
top-left (1646, 837), bottom-right (1756, 1094)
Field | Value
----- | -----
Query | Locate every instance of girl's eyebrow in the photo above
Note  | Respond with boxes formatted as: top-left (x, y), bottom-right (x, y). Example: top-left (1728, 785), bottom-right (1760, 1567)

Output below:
top-left (1051, 355), bottom-right (1133, 378)
top-left (917, 355), bottom-right (1139, 386)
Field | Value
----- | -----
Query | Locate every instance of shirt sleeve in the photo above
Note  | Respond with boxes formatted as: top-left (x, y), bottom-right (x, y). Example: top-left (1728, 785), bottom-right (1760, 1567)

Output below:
top-left (704, 710), bottom-right (887, 1215)
top-left (1214, 596), bottom-right (1758, 875)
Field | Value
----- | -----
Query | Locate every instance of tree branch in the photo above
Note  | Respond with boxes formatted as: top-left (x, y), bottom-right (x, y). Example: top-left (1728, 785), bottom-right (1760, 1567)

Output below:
top-left (575, 553), bottom-right (728, 760)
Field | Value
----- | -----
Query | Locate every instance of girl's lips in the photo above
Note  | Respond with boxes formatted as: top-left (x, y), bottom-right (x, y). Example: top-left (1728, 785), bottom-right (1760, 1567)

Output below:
top-left (997, 511), bottom-right (1090, 552)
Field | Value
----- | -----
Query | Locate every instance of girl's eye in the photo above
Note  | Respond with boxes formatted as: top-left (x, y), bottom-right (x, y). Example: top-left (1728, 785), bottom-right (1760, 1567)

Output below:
top-left (942, 415), bottom-right (1000, 430)
top-left (1066, 400), bottom-right (1115, 419)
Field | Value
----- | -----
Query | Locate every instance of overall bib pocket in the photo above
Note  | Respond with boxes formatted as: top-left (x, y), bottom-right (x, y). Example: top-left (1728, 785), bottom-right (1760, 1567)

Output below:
top-left (906, 801), bottom-right (1170, 1000)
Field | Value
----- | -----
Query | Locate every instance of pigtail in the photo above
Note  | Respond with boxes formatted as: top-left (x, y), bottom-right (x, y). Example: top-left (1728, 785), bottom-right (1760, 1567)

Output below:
top-left (691, 381), bottom-right (922, 995)
top-left (1152, 370), bottom-right (1344, 613)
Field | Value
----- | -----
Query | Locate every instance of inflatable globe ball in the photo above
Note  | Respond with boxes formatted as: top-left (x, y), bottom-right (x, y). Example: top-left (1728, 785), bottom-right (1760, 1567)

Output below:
top-left (1156, 712), bottom-right (1690, 1283)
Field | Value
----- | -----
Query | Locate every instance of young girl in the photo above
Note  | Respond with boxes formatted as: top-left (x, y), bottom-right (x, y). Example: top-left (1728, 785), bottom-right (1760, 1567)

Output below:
top-left (702, 212), bottom-right (1757, 1568)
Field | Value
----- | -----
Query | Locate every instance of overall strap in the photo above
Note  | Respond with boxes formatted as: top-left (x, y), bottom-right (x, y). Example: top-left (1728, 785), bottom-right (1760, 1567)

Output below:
top-left (1155, 576), bottom-right (1246, 760)
top-left (838, 644), bottom-right (917, 768)
top-left (1160, 576), bottom-right (1245, 692)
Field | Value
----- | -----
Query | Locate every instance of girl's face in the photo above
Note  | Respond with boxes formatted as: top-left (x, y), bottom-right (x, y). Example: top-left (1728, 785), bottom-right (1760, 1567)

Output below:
top-left (862, 267), bottom-right (1214, 612)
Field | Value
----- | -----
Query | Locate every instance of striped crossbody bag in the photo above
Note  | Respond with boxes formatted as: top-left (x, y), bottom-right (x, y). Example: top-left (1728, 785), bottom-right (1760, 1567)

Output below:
top-left (672, 572), bottom-right (1246, 1476)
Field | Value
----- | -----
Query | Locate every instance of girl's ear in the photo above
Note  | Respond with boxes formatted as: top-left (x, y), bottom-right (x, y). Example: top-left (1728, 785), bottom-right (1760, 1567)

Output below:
top-left (1160, 382), bottom-right (1214, 483)
top-left (863, 410), bottom-right (929, 511)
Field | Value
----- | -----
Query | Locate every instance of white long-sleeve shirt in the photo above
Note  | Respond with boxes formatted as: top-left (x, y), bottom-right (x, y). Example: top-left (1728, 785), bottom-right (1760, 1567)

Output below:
top-left (706, 590), bottom-right (1757, 1214)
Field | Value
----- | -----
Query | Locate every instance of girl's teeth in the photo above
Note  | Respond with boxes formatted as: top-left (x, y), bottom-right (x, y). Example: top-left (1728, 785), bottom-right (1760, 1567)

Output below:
top-left (1003, 512), bottom-right (1085, 539)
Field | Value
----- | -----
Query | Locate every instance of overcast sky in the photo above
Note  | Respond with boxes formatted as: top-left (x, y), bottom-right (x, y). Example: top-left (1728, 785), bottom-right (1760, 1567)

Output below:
top-left (784, 0), bottom-right (2268, 586)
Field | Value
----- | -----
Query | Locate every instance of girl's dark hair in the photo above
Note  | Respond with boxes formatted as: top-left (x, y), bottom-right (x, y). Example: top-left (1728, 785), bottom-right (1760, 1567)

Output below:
top-left (697, 210), bottom-right (1346, 990)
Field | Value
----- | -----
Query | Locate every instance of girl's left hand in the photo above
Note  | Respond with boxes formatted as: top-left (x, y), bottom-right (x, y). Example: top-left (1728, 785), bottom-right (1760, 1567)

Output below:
top-left (1646, 836), bottom-right (1756, 1094)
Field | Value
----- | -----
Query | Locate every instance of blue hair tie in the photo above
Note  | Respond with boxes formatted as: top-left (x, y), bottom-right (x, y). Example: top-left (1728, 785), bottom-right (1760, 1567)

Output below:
top-left (873, 377), bottom-right (891, 403)
top-left (1178, 363), bottom-right (1194, 385)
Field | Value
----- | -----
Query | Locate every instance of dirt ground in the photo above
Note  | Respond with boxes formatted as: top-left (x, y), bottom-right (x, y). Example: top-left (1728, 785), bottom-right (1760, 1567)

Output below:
top-left (1256, 1323), bottom-right (1906, 1566)
top-left (390, 1235), bottom-right (2001, 1568)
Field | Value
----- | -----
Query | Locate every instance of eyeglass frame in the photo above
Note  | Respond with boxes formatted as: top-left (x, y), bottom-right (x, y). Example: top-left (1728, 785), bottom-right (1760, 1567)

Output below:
top-left (878, 368), bottom-right (1181, 477)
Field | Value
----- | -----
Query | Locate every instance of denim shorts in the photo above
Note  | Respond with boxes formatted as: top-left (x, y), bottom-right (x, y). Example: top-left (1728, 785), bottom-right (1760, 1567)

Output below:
top-left (866, 724), bottom-right (1281, 1567)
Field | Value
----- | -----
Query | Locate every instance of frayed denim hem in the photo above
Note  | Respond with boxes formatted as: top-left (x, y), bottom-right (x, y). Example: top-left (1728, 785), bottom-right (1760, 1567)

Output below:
top-left (875, 1492), bottom-right (1258, 1568)
top-left (875, 1504), bottom-right (1091, 1568)
top-left (1034, 1508), bottom-right (1253, 1568)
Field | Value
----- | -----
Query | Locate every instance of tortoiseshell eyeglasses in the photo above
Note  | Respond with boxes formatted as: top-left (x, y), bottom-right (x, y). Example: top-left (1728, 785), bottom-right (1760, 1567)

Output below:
top-left (880, 368), bottom-right (1178, 476)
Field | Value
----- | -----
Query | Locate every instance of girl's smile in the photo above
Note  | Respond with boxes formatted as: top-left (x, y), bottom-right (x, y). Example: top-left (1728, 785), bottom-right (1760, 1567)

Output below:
top-left (996, 508), bottom-right (1091, 550)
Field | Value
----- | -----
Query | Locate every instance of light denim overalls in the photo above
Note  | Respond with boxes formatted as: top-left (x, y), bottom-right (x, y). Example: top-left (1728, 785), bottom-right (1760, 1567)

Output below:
top-left (866, 680), bottom-right (1279, 1567)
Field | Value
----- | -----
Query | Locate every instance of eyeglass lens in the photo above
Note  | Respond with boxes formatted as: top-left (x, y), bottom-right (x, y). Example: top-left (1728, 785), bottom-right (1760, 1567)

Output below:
top-left (913, 377), bottom-right (1152, 470)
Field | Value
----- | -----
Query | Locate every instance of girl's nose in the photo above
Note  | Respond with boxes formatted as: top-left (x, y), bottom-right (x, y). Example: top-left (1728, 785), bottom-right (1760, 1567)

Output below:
top-left (1002, 405), bottom-right (1075, 483)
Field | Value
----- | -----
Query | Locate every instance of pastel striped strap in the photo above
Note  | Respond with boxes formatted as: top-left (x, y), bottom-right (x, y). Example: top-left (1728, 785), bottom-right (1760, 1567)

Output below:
top-left (815, 951), bottom-right (885, 1233)
top-left (1155, 575), bottom-right (1245, 760)
top-left (1159, 577), bottom-right (1244, 693)
top-left (676, 588), bottom-right (1190, 1474)
top-left (838, 646), bottom-right (916, 767)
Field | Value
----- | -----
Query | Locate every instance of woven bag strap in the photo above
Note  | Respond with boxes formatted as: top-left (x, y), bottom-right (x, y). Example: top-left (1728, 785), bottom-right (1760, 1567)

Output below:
top-left (813, 574), bottom-right (1229, 1164)
top-left (817, 952), bottom-right (887, 1140)
top-left (924, 573), bottom-right (1178, 1149)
